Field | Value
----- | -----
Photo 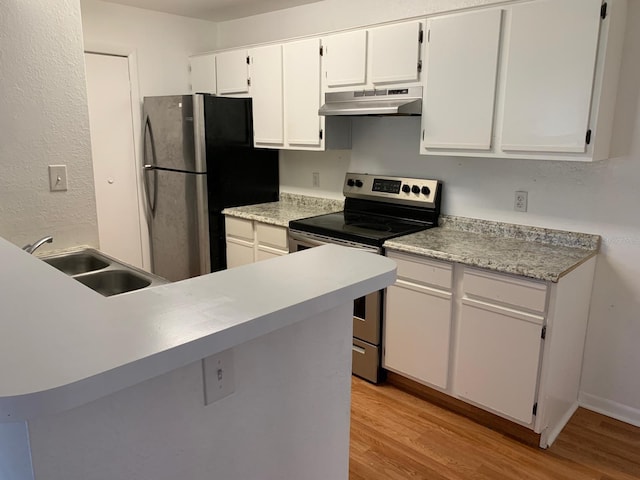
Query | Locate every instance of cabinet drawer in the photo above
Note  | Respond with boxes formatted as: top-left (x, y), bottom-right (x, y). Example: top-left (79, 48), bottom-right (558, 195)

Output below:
top-left (225, 217), bottom-right (254, 241)
top-left (256, 222), bottom-right (288, 250)
top-left (352, 338), bottom-right (379, 384)
top-left (463, 267), bottom-right (547, 313)
top-left (387, 251), bottom-right (452, 290)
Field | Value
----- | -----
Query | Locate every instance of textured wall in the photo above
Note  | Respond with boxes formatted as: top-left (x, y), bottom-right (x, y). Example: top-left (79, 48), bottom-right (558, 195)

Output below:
top-left (217, 0), bottom-right (640, 425)
top-left (0, 0), bottom-right (98, 252)
top-left (80, 0), bottom-right (218, 97)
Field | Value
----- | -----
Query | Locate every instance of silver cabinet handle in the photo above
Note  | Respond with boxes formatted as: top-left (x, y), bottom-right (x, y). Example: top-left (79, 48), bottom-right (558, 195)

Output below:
top-left (352, 345), bottom-right (366, 355)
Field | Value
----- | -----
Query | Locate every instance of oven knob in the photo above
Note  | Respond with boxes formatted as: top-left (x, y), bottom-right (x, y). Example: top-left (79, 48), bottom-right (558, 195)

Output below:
top-left (402, 184), bottom-right (411, 193)
top-left (421, 186), bottom-right (431, 196)
top-left (347, 179), bottom-right (355, 187)
top-left (355, 180), bottom-right (364, 188)
top-left (411, 185), bottom-right (420, 194)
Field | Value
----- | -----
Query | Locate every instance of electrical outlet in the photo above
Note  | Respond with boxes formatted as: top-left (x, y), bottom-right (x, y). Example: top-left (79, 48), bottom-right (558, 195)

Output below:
top-left (514, 191), bottom-right (528, 212)
top-left (48, 165), bottom-right (68, 192)
top-left (202, 348), bottom-right (235, 405)
top-left (312, 172), bottom-right (320, 188)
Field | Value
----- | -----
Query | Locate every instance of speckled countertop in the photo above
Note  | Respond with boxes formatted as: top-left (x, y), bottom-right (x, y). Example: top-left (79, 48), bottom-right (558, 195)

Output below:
top-left (222, 193), bottom-right (343, 227)
top-left (384, 215), bottom-right (600, 282)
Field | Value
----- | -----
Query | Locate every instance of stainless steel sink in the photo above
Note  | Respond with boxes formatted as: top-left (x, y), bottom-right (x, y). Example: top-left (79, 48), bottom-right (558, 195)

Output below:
top-left (75, 270), bottom-right (151, 297)
top-left (40, 248), bottom-right (168, 297)
top-left (44, 252), bottom-right (109, 275)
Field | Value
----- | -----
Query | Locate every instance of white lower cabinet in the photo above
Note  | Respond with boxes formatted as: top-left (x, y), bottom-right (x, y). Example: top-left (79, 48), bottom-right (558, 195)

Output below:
top-left (455, 268), bottom-right (546, 424)
top-left (384, 249), bottom-right (597, 448)
top-left (456, 298), bottom-right (544, 424)
top-left (224, 216), bottom-right (288, 268)
top-left (226, 240), bottom-right (255, 268)
top-left (384, 252), bottom-right (453, 389)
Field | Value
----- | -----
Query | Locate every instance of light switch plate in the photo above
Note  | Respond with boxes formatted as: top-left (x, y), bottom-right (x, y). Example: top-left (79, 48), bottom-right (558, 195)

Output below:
top-left (202, 348), bottom-right (235, 405)
top-left (49, 165), bottom-right (68, 192)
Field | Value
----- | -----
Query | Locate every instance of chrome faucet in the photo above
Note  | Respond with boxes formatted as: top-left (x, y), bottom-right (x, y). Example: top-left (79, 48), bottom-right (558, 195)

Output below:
top-left (22, 236), bottom-right (53, 254)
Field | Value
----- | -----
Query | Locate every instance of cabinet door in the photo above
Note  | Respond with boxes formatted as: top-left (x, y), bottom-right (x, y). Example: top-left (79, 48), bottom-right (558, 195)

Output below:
top-left (283, 38), bottom-right (323, 148)
top-left (190, 54), bottom-right (217, 94)
top-left (250, 45), bottom-right (284, 147)
top-left (323, 30), bottom-right (367, 88)
top-left (455, 299), bottom-right (543, 424)
top-left (226, 239), bottom-right (254, 268)
top-left (370, 21), bottom-right (422, 85)
top-left (256, 246), bottom-right (287, 262)
top-left (422, 9), bottom-right (502, 150)
top-left (384, 282), bottom-right (452, 389)
top-left (216, 50), bottom-right (249, 95)
top-left (500, 0), bottom-right (602, 153)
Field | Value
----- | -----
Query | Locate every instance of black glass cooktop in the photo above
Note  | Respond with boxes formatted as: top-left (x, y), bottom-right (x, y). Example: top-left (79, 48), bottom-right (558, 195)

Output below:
top-left (289, 211), bottom-right (436, 246)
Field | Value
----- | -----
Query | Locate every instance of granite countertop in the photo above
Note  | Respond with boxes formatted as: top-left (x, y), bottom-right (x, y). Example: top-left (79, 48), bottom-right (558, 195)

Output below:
top-left (384, 215), bottom-right (601, 282)
top-left (222, 193), bottom-right (343, 227)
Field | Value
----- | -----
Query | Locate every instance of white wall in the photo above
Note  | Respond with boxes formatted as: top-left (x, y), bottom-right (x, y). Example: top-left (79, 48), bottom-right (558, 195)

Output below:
top-left (216, 0), bottom-right (505, 49)
top-left (80, 0), bottom-right (217, 97)
top-left (217, 1), bottom-right (640, 424)
top-left (0, 0), bottom-right (98, 252)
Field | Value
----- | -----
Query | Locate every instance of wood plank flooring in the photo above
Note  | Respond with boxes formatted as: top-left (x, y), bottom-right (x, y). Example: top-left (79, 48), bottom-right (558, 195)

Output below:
top-left (349, 377), bottom-right (640, 480)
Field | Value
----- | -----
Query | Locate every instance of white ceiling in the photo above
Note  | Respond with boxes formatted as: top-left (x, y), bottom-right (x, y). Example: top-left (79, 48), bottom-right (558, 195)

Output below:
top-left (105, 0), bottom-right (324, 21)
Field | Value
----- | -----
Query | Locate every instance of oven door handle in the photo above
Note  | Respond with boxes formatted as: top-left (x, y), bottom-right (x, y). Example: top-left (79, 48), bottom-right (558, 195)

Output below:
top-left (288, 231), bottom-right (329, 249)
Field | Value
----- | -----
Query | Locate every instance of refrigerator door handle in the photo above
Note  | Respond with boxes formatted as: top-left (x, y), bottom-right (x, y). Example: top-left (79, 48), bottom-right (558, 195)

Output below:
top-left (143, 115), bottom-right (158, 217)
top-left (193, 94), bottom-right (211, 275)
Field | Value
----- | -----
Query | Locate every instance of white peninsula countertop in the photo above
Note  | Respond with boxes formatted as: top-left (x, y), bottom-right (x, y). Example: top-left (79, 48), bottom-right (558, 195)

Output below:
top-left (0, 238), bottom-right (395, 422)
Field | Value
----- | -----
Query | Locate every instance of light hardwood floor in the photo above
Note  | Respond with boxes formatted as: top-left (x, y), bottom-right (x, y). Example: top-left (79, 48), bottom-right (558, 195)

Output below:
top-left (349, 377), bottom-right (640, 480)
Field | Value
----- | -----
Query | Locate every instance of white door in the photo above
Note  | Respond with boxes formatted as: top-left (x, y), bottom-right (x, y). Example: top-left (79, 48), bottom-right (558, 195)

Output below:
top-left (500, 0), bottom-right (602, 153)
top-left (455, 299), bottom-right (543, 424)
top-left (422, 9), bottom-right (502, 150)
top-left (85, 53), bottom-right (143, 268)
top-left (249, 45), bottom-right (284, 147)
top-left (323, 30), bottom-right (368, 88)
top-left (216, 50), bottom-right (250, 95)
top-left (283, 38), bottom-right (323, 148)
top-left (190, 54), bottom-right (217, 94)
top-left (370, 21), bottom-right (422, 85)
top-left (384, 282), bottom-right (452, 389)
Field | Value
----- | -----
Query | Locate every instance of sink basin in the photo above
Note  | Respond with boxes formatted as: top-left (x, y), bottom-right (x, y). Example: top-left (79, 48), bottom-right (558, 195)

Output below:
top-left (75, 270), bottom-right (151, 297)
top-left (44, 252), bottom-right (109, 275)
top-left (40, 248), bottom-right (168, 297)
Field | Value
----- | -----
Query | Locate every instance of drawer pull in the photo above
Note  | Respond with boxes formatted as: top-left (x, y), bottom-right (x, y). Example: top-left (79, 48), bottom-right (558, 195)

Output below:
top-left (352, 345), bottom-right (366, 355)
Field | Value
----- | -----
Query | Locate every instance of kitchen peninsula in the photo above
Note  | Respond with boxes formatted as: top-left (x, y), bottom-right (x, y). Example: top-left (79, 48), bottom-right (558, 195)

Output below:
top-left (0, 238), bottom-right (396, 480)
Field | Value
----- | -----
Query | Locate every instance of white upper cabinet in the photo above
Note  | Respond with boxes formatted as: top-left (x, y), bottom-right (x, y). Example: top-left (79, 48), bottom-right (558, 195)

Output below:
top-left (370, 21), bottom-right (423, 85)
top-left (323, 30), bottom-right (368, 88)
top-left (189, 54), bottom-right (216, 94)
top-left (500, 0), bottom-right (602, 154)
top-left (249, 45), bottom-right (284, 147)
top-left (283, 38), bottom-right (323, 148)
top-left (421, 9), bottom-right (502, 151)
top-left (419, 0), bottom-right (626, 161)
top-left (216, 50), bottom-right (250, 95)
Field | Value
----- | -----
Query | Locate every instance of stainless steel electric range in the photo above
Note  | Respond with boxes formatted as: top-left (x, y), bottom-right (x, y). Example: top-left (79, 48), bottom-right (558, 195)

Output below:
top-left (288, 173), bottom-right (442, 383)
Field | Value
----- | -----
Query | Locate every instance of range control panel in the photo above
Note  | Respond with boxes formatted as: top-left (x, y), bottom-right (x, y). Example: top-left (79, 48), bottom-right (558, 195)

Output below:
top-left (343, 173), bottom-right (441, 208)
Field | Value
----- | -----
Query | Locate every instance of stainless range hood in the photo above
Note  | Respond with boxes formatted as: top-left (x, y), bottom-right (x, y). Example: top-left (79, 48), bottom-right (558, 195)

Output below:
top-left (318, 86), bottom-right (422, 116)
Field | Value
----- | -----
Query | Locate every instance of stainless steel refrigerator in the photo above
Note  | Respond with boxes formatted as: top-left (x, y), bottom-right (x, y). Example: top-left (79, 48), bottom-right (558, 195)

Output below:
top-left (142, 94), bottom-right (279, 282)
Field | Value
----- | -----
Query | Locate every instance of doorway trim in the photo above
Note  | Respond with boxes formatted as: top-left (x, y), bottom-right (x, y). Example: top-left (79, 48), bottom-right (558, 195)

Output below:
top-left (84, 42), bottom-right (150, 271)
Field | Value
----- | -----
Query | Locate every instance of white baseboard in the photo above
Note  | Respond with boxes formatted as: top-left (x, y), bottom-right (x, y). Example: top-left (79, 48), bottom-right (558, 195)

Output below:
top-left (579, 392), bottom-right (640, 427)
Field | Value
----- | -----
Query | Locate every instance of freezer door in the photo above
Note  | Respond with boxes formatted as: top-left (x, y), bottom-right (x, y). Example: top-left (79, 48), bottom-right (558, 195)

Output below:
top-left (148, 169), bottom-right (208, 281)
top-left (143, 95), bottom-right (202, 172)
top-left (203, 96), bottom-right (253, 148)
top-left (206, 147), bottom-right (279, 211)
